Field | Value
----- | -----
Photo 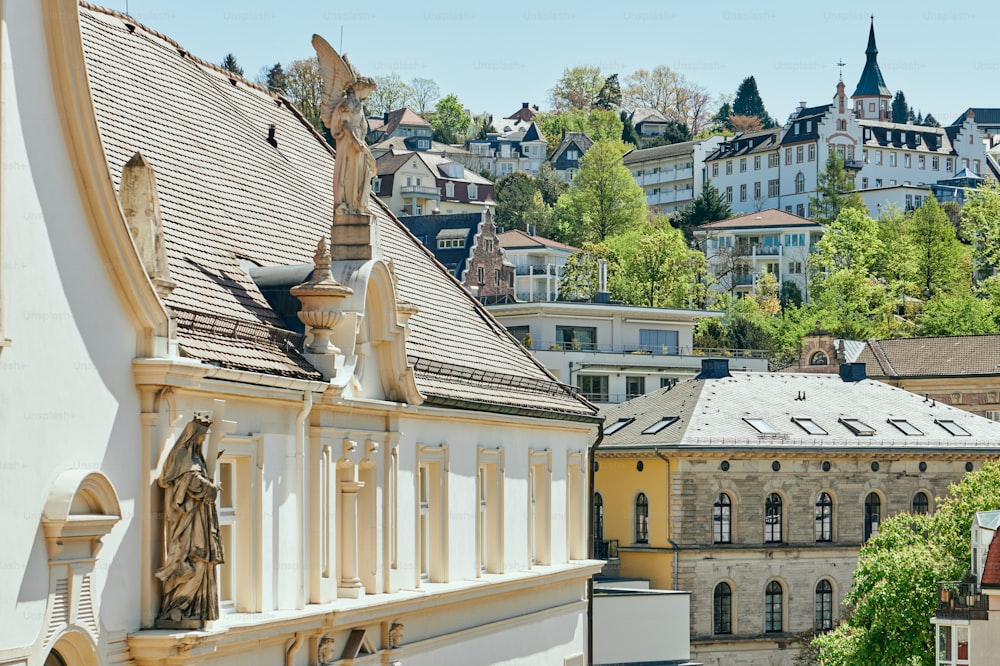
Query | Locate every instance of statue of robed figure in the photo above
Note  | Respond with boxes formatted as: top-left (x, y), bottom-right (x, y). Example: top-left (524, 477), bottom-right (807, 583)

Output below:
top-left (312, 34), bottom-right (377, 217)
top-left (155, 415), bottom-right (224, 628)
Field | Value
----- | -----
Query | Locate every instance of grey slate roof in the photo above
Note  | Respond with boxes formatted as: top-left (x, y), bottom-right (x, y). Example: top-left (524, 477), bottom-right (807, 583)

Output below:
top-left (600, 371), bottom-right (1000, 452)
top-left (80, 3), bottom-right (595, 419)
top-left (952, 108), bottom-right (1000, 127)
top-left (706, 129), bottom-right (781, 160)
top-left (549, 132), bottom-right (594, 161)
top-left (852, 21), bottom-right (891, 98)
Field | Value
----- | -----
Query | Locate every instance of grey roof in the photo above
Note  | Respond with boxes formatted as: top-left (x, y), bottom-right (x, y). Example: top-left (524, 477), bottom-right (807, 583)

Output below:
top-left (548, 132), bottom-right (594, 161)
top-left (706, 128), bottom-right (781, 160)
top-left (600, 370), bottom-right (1000, 452)
top-left (859, 120), bottom-right (953, 154)
top-left (623, 139), bottom-right (701, 165)
top-left (857, 335), bottom-right (1000, 378)
top-left (975, 511), bottom-right (1000, 530)
top-left (852, 20), bottom-right (891, 98)
top-left (80, 4), bottom-right (596, 420)
top-left (952, 108), bottom-right (1000, 127)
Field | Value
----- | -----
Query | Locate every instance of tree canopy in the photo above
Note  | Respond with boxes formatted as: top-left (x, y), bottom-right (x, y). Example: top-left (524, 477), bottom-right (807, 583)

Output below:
top-left (555, 139), bottom-right (646, 244)
top-left (428, 94), bottom-right (471, 144)
top-left (815, 460), bottom-right (1000, 665)
top-left (808, 152), bottom-right (867, 225)
top-left (891, 90), bottom-right (909, 124)
top-left (675, 180), bottom-right (732, 242)
top-left (550, 66), bottom-right (606, 111)
top-left (220, 53), bottom-right (244, 77)
top-left (731, 76), bottom-right (775, 129)
top-left (622, 65), bottom-right (713, 134)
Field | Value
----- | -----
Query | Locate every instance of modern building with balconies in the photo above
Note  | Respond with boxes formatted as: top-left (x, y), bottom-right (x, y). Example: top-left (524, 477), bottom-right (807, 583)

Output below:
top-left (623, 136), bottom-right (724, 216)
top-left (693, 209), bottom-right (824, 301)
top-left (486, 301), bottom-right (768, 405)
top-left (374, 150), bottom-right (494, 217)
top-left (497, 229), bottom-right (578, 302)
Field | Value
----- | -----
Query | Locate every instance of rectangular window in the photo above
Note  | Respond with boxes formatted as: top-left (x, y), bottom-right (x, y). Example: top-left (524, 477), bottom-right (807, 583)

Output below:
top-left (556, 325), bottom-right (596, 351)
top-left (797, 203), bottom-right (805, 217)
top-left (875, 150), bottom-right (882, 165)
top-left (726, 160), bottom-right (733, 175)
top-left (725, 186), bottom-right (733, 203)
top-left (744, 418), bottom-right (779, 434)
top-left (768, 179), bottom-right (780, 198)
top-left (639, 328), bottom-right (679, 354)
top-left (468, 184), bottom-right (478, 200)
top-left (840, 418), bottom-right (876, 436)
top-left (862, 177), bottom-right (869, 189)
top-left (754, 155), bottom-right (761, 170)
top-left (493, 269), bottom-right (500, 286)
top-left (476, 266), bottom-right (484, 284)
top-left (577, 375), bottom-right (608, 402)
top-left (933, 156), bottom-right (940, 170)
top-left (626, 376), bottom-right (646, 399)
top-left (904, 153), bottom-right (911, 168)
top-left (604, 417), bottom-right (635, 435)
top-left (796, 146), bottom-right (804, 163)
top-left (506, 325), bottom-right (530, 346)
top-left (769, 153), bottom-right (779, 168)
top-left (947, 158), bottom-right (954, 172)
top-left (808, 144), bottom-right (816, 161)
top-left (918, 155), bottom-right (925, 169)
top-left (888, 419), bottom-right (923, 436)
top-left (528, 451), bottom-right (552, 566)
top-left (477, 447), bottom-right (504, 574)
top-left (936, 419), bottom-right (971, 436)
top-left (417, 445), bottom-right (448, 583)
top-left (740, 183), bottom-right (747, 202)
top-left (792, 417), bottom-right (827, 435)
top-left (785, 148), bottom-right (792, 165)
top-left (754, 181), bottom-right (762, 200)
top-left (215, 436), bottom-right (261, 613)
top-left (875, 178), bottom-right (883, 187)
top-left (740, 158), bottom-right (747, 172)
top-left (889, 152), bottom-right (897, 167)
top-left (642, 416), bottom-right (679, 434)
top-left (712, 162), bottom-right (719, 177)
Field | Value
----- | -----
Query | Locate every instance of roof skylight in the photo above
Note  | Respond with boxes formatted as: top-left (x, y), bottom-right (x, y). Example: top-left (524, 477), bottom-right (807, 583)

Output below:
top-left (604, 417), bottom-right (635, 435)
top-left (792, 417), bottom-right (827, 435)
top-left (888, 419), bottom-right (923, 436)
top-left (839, 418), bottom-right (876, 436)
top-left (744, 418), bottom-right (779, 434)
top-left (935, 419), bottom-right (971, 436)
top-left (642, 416), bottom-right (679, 435)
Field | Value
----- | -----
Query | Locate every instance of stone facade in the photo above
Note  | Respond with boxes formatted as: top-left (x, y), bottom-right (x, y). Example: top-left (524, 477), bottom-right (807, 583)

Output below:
top-left (465, 211), bottom-right (514, 299)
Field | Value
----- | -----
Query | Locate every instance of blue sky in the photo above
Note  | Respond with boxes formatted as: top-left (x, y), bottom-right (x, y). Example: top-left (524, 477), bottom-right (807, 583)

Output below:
top-left (109, 1), bottom-right (997, 127)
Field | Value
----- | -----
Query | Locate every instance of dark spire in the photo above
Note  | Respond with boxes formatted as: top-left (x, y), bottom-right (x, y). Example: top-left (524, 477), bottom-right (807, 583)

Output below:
top-left (852, 17), bottom-right (891, 98)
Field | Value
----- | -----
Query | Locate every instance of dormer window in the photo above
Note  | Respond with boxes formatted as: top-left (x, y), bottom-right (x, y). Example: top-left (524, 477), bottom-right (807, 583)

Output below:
top-left (605, 417), bottom-right (635, 435)
top-left (888, 419), bottom-right (923, 436)
top-left (936, 419), bottom-right (970, 436)
top-left (839, 418), bottom-right (875, 436)
top-left (744, 418), bottom-right (778, 434)
top-left (468, 184), bottom-right (478, 200)
top-left (445, 181), bottom-right (455, 198)
top-left (371, 177), bottom-right (382, 194)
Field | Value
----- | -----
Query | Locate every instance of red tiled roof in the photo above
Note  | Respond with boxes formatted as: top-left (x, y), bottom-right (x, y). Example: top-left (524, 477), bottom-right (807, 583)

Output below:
top-left (695, 209), bottom-right (822, 231)
top-left (857, 335), bottom-right (1000, 378)
top-left (982, 533), bottom-right (1000, 587)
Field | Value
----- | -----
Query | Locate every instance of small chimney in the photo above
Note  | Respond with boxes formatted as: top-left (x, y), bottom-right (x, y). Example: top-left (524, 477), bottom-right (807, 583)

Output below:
top-left (699, 358), bottom-right (731, 380)
top-left (839, 362), bottom-right (867, 383)
top-left (383, 112), bottom-right (389, 124)
top-left (267, 124), bottom-right (277, 147)
top-left (522, 102), bottom-right (529, 109)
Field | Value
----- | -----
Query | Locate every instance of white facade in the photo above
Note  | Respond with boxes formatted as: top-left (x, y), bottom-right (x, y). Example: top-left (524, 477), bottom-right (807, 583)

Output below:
top-left (497, 230), bottom-right (577, 302)
top-left (694, 210), bottom-right (824, 300)
top-left (624, 136), bottom-right (724, 215)
top-left (487, 301), bottom-right (767, 404)
top-left (0, 5), bottom-right (601, 666)
top-left (592, 586), bottom-right (692, 666)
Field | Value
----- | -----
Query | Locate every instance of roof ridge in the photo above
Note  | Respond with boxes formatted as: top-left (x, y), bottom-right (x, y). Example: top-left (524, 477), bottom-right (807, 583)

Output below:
top-left (80, 1), bottom-right (276, 98)
top-left (867, 339), bottom-right (897, 377)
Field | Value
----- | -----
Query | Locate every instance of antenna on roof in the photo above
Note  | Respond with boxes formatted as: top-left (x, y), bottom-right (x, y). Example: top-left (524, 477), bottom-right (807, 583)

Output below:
top-left (836, 59), bottom-right (845, 82)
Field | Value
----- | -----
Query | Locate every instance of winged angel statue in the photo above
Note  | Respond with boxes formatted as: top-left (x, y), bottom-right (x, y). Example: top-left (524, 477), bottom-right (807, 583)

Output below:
top-left (312, 35), bottom-right (377, 216)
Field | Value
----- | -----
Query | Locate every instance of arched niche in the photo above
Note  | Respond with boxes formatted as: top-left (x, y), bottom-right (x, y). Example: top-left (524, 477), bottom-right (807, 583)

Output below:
top-left (45, 628), bottom-right (100, 666)
top-left (42, 470), bottom-right (122, 562)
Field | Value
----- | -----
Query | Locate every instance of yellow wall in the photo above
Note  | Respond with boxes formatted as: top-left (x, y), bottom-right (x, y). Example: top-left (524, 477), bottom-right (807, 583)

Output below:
top-left (594, 455), bottom-right (674, 589)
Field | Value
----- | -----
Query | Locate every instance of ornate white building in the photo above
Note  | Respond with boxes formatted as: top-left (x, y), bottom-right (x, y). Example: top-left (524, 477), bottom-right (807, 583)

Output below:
top-left (0, 4), bottom-right (602, 666)
top-left (704, 20), bottom-right (997, 219)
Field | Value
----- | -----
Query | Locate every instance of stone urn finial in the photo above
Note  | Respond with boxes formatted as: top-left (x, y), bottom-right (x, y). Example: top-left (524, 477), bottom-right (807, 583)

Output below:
top-left (291, 236), bottom-right (353, 354)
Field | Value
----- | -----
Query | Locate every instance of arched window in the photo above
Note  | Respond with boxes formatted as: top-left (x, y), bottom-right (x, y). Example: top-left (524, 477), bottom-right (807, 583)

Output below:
top-left (714, 493), bottom-right (732, 543)
top-left (635, 493), bottom-right (649, 544)
top-left (765, 493), bottom-right (783, 543)
top-left (815, 579), bottom-right (834, 630)
top-left (714, 582), bottom-right (733, 634)
top-left (912, 491), bottom-right (929, 515)
top-left (795, 172), bottom-right (806, 194)
top-left (809, 350), bottom-right (829, 366)
top-left (864, 492), bottom-right (881, 541)
top-left (44, 651), bottom-right (68, 666)
top-left (765, 581), bottom-right (783, 633)
top-left (594, 492), bottom-right (605, 544)
top-left (815, 492), bottom-right (833, 542)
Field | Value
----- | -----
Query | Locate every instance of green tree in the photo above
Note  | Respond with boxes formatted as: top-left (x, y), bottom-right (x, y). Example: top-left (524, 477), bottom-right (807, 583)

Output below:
top-left (961, 182), bottom-right (1000, 280)
top-left (595, 74), bottom-right (622, 111)
top-left (554, 140), bottom-right (646, 244)
top-left (220, 53), bottom-right (244, 77)
top-left (428, 94), bottom-right (471, 144)
top-left (559, 246), bottom-right (605, 300)
top-left (534, 108), bottom-right (624, 154)
top-left (815, 460), bottom-right (1000, 665)
top-left (549, 66), bottom-right (605, 111)
top-left (922, 113), bottom-right (940, 127)
top-left (713, 100), bottom-right (732, 131)
top-left (675, 180), bottom-right (732, 242)
top-left (536, 163), bottom-right (569, 206)
top-left (731, 76), bottom-right (775, 129)
top-left (908, 196), bottom-right (969, 299)
top-left (263, 62), bottom-right (287, 95)
top-left (494, 172), bottom-right (550, 234)
top-left (640, 121), bottom-right (692, 147)
top-left (918, 294), bottom-right (998, 336)
top-left (891, 90), bottom-right (909, 123)
top-left (605, 219), bottom-right (705, 307)
top-left (808, 152), bottom-right (866, 225)
top-left (620, 110), bottom-right (640, 146)
top-left (472, 113), bottom-right (497, 140)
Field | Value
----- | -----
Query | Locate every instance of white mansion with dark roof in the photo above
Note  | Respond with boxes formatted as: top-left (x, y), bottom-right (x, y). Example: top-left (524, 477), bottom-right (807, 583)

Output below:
top-left (703, 20), bottom-right (996, 219)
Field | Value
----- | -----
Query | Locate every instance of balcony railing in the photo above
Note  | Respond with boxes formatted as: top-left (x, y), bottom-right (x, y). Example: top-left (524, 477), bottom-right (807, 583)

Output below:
top-left (936, 582), bottom-right (989, 621)
top-left (400, 184), bottom-right (441, 197)
top-left (733, 274), bottom-right (754, 286)
top-left (594, 538), bottom-right (619, 560)
top-left (515, 265), bottom-right (562, 276)
top-left (528, 340), bottom-right (769, 359)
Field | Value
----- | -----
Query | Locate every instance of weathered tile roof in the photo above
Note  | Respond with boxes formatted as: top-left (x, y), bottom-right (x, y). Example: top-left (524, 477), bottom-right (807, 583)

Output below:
top-left (623, 139), bottom-right (701, 165)
top-left (706, 128), bottom-right (781, 160)
top-left (694, 209), bottom-right (821, 232)
top-left (79, 3), bottom-right (596, 419)
top-left (381, 107), bottom-right (431, 135)
top-left (599, 369), bottom-right (1000, 451)
top-left (548, 132), bottom-right (594, 161)
top-left (857, 335), bottom-right (1000, 378)
top-left (982, 531), bottom-right (1000, 588)
top-left (497, 230), bottom-right (578, 252)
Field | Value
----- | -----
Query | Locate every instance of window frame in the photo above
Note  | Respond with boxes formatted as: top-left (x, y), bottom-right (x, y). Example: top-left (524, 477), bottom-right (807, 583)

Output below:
top-left (815, 579), bottom-right (834, 631)
top-left (912, 491), bottom-right (930, 515)
top-left (764, 492), bottom-right (783, 543)
top-left (714, 492), bottom-right (732, 544)
top-left (764, 580), bottom-right (784, 633)
top-left (793, 417), bottom-right (828, 435)
top-left (714, 582), bottom-right (733, 635)
top-left (815, 492), bottom-right (833, 542)
top-left (634, 492), bottom-right (649, 544)
top-left (864, 492), bottom-right (881, 542)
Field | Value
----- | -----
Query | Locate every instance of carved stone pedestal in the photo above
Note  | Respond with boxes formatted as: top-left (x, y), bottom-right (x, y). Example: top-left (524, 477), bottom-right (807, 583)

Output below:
top-left (331, 213), bottom-right (373, 261)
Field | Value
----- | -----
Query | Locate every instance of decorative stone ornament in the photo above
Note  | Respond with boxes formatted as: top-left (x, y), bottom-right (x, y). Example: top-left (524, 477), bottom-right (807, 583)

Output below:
top-left (318, 635), bottom-right (337, 665)
top-left (388, 622), bottom-right (404, 649)
top-left (291, 237), bottom-right (353, 354)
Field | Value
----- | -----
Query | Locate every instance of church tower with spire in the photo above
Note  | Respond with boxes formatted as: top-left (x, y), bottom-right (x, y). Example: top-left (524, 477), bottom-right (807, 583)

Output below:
top-left (851, 17), bottom-right (892, 121)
